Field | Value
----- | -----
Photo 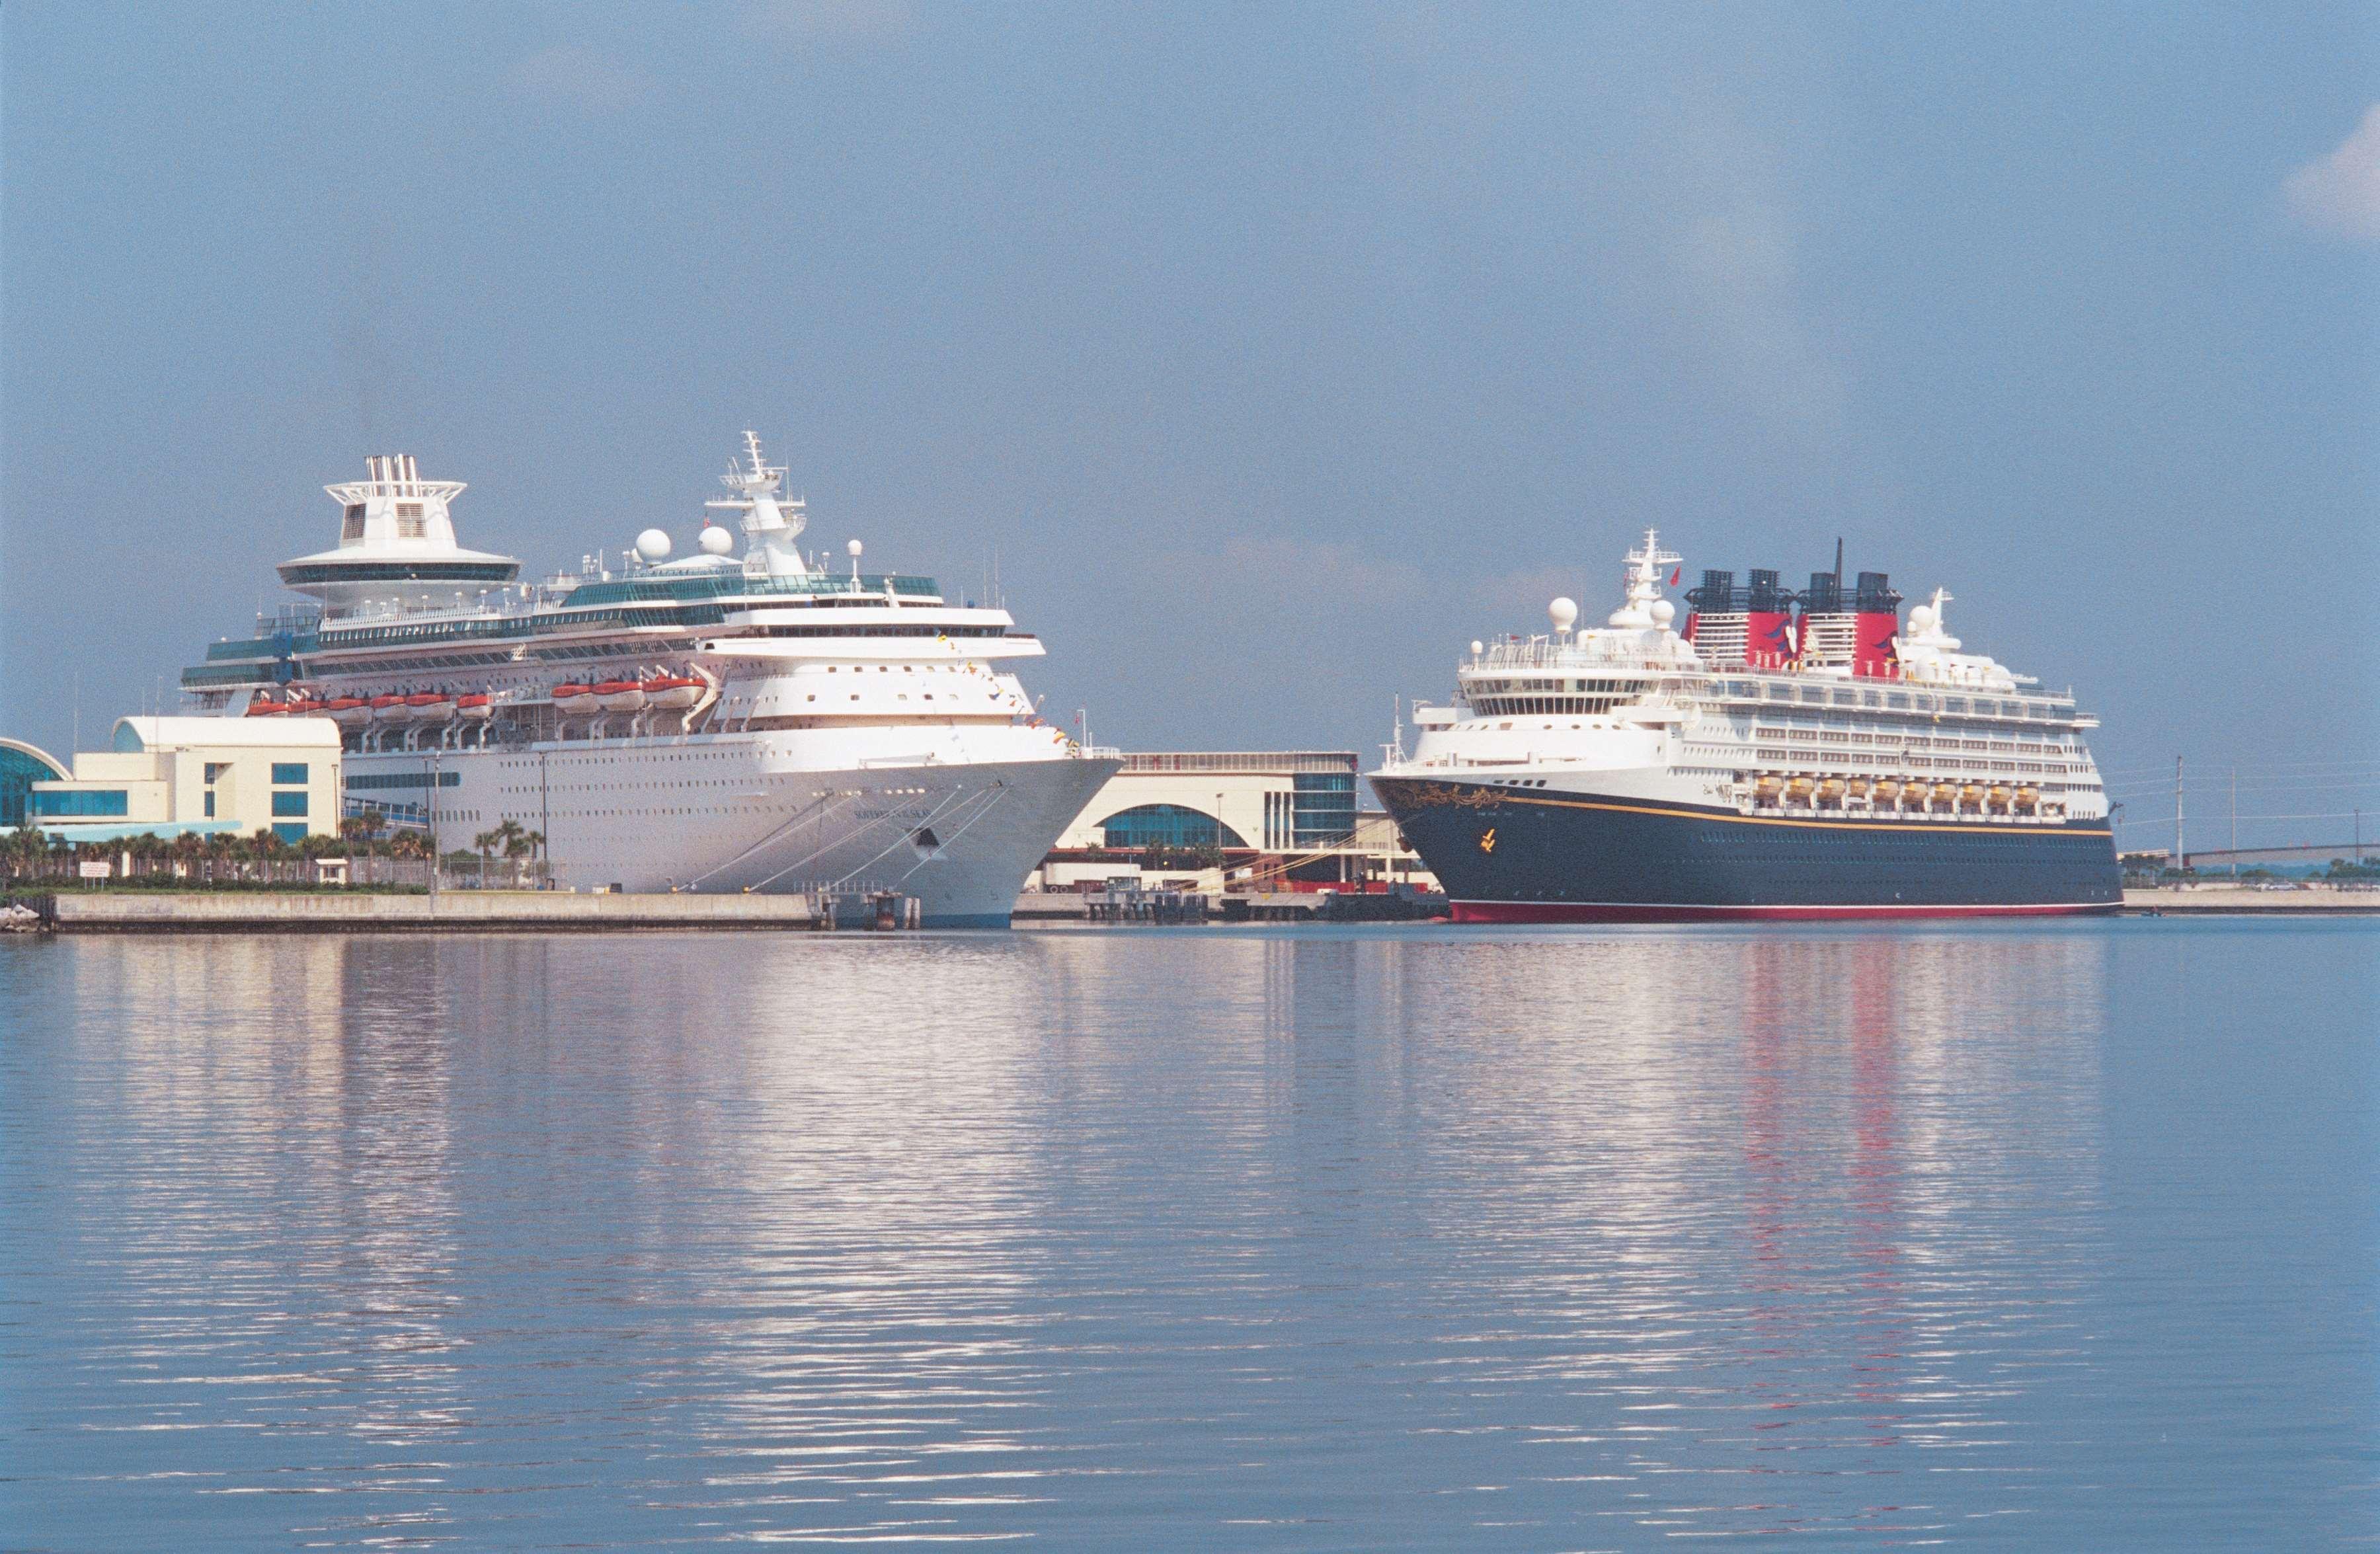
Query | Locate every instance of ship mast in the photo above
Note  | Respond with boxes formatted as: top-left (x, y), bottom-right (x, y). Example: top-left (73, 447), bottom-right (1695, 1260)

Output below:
top-left (704, 430), bottom-right (807, 578)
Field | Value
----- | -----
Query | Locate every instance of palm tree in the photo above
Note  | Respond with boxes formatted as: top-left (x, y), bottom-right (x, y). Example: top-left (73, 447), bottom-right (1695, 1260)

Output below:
top-left (472, 826), bottom-right (500, 888)
top-left (170, 830), bottom-right (205, 885)
top-left (249, 827), bottom-right (286, 885)
top-left (518, 828), bottom-right (547, 888)
top-left (491, 818), bottom-right (528, 886)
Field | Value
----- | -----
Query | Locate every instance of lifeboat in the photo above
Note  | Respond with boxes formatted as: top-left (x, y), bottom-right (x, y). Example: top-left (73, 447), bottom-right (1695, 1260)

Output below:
top-left (371, 693), bottom-right (411, 723)
top-left (641, 674), bottom-right (703, 711)
top-left (1874, 778), bottom-right (1902, 803)
top-left (553, 683), bottom-right (600, 715)
top-left (2014, 785), bottom-right (2041, 814)
top-left (1845, 777), bottom-right (1871, 800)
top-left (1752, 775), bottom-right (1782, 807)
top-left (594, 679), bottom-right (647, 713)
top-left (324, 697), bottom-right (372, 727)
top-left (1986, 785), bottom-right (2012, 813)
top-left (456, 693), bottom-right (493, 721)
top-left (244, 697), bottom-right (288, 717)
top-left (1958, 783), bottom-right (1986, 812)
top-left (1929, 783), bottom-right (1960, 810)
top-left (409, 692), bottom-right (456, 725)
top-left (1785, 776), bottom-right (1815, 805)
top-left (1816, 778), bottom-right (1846, 808)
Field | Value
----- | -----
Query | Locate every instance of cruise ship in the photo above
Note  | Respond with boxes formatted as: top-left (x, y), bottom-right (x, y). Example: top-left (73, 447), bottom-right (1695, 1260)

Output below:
top-left (1369, 531), bottom-right (2122, 919)
top-left (180, 436), bottom-right (1119, 925)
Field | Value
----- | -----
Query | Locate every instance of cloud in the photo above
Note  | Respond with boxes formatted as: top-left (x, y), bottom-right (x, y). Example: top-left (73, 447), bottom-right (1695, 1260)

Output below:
top-left (741, 0), bottom-right (916, 50)
top-left (2284, 104), bottom-right (2380, 242)
top-left (508, 44), bottom-right (651, 113)
top-left (1665, 104), bottom-right (1849, 435)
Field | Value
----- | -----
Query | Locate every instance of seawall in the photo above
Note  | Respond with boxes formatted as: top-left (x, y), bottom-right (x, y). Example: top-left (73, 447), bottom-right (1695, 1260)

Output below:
top-left (13, 891), bottom-right (820, 933)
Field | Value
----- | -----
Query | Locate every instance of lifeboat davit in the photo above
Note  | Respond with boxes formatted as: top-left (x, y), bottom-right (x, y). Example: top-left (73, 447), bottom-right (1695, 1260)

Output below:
top-left (641, 674), bottom-right (703, 711)
top-left (409, 692), bottom-right (456, 725)
top-left (371, 693), bottom-right (412, 723)
top-left (553, 683), bottom-right (599, 715)
top-left (456, 693), bottom-right (493, 721)
top-left (594, 679), bottom-right (647, 713)
top-left (324, 696), bottom-right (372, 727)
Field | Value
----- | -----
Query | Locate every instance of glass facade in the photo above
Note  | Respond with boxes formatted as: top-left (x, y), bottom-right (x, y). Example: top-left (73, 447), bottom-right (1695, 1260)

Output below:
top-left (271, 763), bottom-right (308, 785)
top-left (271, 791), bottom-right (309, 818)
top-left (1291, 773), bottom-right (1357, 848)
top-left (1, 745), bottom-right (69, 827)
top-left (32, 789), bottom-right (130, 818)
top-left (271, 822), bottom-right (307, 845)
top-left (1101, 803), bottom-right (1247, 851)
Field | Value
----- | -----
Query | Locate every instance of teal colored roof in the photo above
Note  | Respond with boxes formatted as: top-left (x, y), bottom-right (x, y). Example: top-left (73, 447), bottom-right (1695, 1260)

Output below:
top-left (20, 820), bottom-right (245, 843)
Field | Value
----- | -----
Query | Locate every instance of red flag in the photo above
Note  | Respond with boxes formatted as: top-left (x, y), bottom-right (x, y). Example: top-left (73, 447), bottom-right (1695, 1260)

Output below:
top-left (1668, 566), bottom-right (1680, 586)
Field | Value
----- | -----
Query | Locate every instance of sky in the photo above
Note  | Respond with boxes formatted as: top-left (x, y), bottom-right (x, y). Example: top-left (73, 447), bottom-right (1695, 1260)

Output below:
top-left (5, 3), bottom-right (2375, 850)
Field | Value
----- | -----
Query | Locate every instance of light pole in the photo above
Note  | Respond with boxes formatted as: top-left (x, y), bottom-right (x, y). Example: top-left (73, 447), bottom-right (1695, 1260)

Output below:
top-left (427, 746), bottom-right (441, 901)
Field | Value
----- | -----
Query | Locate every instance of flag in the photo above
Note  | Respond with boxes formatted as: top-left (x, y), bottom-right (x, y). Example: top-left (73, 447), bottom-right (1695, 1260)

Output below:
top-left (1668, 566), bottom-right (1680, 586)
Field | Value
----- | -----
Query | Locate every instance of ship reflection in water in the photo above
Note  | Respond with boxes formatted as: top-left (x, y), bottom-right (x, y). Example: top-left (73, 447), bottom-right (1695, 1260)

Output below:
top-left (4, 923), bottom-right (2371, 1549)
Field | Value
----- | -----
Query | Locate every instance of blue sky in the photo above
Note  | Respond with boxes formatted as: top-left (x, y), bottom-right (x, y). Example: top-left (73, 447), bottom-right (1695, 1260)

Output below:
top-left (5, 3), bottom-right (2374, 847)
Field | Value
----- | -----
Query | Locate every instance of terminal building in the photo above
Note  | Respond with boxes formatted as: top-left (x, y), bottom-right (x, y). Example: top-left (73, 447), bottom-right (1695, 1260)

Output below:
top-left (3, 717), bottom-right (342, 845)
top-left (1052, 751), bottom-right (1359, 853)
top-left (1042, 752), bottom-right (1434, 892)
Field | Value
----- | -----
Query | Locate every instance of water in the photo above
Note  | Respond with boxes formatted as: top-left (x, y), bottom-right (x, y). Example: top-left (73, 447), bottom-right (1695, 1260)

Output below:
top-left (2, 921), bottom-right (2372, 1551)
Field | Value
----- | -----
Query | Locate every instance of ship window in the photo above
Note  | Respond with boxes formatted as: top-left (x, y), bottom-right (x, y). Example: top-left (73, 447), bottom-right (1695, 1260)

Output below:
top-left (342, 506), bottom-right (366, 541)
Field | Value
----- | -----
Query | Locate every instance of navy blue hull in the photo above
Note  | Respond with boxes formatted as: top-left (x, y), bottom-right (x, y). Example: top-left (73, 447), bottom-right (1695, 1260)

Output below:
top-left (1372, 776), bottom-right (2123, 921)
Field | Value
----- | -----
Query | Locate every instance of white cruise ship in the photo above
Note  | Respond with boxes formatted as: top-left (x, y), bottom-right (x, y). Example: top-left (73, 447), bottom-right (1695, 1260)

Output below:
top-left (181, 436), bottom-right (1118, 925)
top-left (1369, 531), bottom-right (2122, 919)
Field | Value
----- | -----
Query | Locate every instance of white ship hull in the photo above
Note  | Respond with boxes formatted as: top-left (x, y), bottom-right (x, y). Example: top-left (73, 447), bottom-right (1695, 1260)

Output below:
top-left (352, 738), bottom-right (1117, 927)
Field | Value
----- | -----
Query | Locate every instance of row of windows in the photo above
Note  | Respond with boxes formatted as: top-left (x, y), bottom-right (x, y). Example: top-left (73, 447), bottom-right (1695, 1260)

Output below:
top-left (32, 789), bottom-right (128, 817)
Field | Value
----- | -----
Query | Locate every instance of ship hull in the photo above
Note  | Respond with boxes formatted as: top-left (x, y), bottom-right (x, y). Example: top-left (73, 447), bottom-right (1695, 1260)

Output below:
top-left (1372, 775), bottom-right (2122, 922)
top-left (349, 745), bottom-right (1118, 927)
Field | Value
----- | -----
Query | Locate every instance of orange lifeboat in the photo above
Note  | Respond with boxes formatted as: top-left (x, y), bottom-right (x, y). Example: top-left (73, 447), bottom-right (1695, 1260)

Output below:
top-left (641, 674), bottom-right (703, 711)
top-left (456, 693), bottom-right (493, 721)
top-left (553, 683), bottom-right (599, 715)
top-left (370, 693), bottom-right (411, 723)
top-left (594, 678), bottom-right (647, 713)
top-left (324, 696), bottom-right (371, 728)
top-left (244, 696), bottom-right (288, 717)
top-left (409, 692), bottom-right (456, 725)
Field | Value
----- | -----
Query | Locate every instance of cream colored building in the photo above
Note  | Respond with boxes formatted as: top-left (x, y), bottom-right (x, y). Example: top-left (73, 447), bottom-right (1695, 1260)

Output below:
top-left (24, 716), bottom-right (342, 844)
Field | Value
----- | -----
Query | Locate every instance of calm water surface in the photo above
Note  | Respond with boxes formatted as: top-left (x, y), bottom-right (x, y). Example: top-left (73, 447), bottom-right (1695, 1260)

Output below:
top-left (3, 921), bottom-right (2373, 1550)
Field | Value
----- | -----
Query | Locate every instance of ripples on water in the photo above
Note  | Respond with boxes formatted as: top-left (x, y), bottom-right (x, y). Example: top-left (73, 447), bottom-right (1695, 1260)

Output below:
top-left (1, 922), bottom-right (2372, 1550)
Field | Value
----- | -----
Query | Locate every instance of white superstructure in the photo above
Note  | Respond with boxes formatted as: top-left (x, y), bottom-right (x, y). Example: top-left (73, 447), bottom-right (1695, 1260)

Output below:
top-left (1377, 530), bottom-right (2109, 826)
top-left (182, 436), bottom-right (1117, 923)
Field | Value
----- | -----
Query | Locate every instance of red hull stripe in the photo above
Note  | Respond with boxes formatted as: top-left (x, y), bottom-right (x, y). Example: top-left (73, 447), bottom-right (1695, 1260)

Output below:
top-left (1449, 900), bottom-right (2120, 923)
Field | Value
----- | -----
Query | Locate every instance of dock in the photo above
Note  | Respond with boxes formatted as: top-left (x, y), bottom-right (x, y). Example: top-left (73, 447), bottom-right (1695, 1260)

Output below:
top-left (9, 890), bottom-right (838, 933)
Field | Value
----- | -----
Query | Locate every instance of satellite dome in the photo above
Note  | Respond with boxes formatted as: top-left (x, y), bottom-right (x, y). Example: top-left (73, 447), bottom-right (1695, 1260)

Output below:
top-left (1548, 597), bottom-right (1579, 633)
top-left (1470, 640), bottom-right (1485, 656)
top-left (698, 525), bottom-right (735, 557)
top-left (1909, 603), bottom-right (1936, 631)
top-left (635, 528), bottom-right (672, 563)
top-left (1649, 598), bottom-right (1675, 627)
top-left (847, 539), bottom-right (864, 558)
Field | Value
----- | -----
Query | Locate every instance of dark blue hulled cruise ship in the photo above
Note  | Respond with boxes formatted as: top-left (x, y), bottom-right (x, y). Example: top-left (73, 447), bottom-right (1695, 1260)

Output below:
top-left (1368, 531), bottom-right (2122, 921)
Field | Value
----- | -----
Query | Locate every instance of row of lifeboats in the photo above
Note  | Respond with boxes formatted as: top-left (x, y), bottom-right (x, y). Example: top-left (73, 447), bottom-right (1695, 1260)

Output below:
top-left (249, 691), bottom-right (493, 726)
top-left (244, 672), bottom-right (707, 726)
top-left (551, 674), bottom-right (703, 716)
top-left (1749, 774), bottom-right (2047, 816)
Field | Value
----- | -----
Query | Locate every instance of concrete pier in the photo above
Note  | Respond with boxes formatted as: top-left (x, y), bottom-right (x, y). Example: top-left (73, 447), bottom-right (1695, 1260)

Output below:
top-left (14, 891), bottom-right (824, 932)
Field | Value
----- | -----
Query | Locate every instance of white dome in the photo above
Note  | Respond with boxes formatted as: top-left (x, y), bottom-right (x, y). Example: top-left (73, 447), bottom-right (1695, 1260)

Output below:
top-left (1909, 603), bottom-right (1936, 630)
top-left (635, 528), bottom-right (672, 563)
top-left (1649, 598), bottom-right (1675, 627)
top-left (847, 538), bottom-right (864, 558)
top-left (1470, 640), bottom-right (1485, 656)
top-left (1548, 596), bottom-right (1579, 633)
top-left (698, 525), bottom-right (735, 557)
